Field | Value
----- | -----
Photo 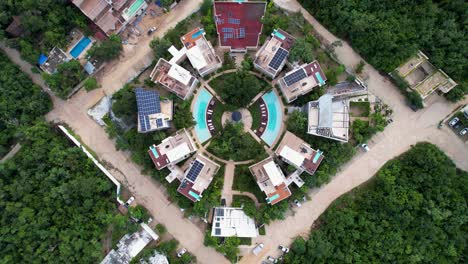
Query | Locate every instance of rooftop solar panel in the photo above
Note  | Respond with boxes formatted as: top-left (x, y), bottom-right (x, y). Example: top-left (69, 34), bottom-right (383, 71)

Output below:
top-left (215, 228), bottom-right (221, 235)
top-left (284, 69), bottom-right (307, 86)
top-left (186, 160), bottom-right (204, 182)
top-left (139, 114), bottom-right (147, 132)
top-left (215, 208), bottom-right (224, 217)
top-left (239, 28), bottom-right (245, 38)
top-left (135, 88), bottom-right (161, 115)
top-left (268, 48), bottom-right (289, 70)
top-left (156, 118), bottom-right (163, 128)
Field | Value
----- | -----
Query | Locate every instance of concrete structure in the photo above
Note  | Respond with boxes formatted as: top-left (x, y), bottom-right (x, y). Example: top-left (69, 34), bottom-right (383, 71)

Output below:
top-left (72, 0), bottom-right (148, 36)
top-left (148, 129), bottom-right (197, 170)
top-left (211, 207), bottom-right (258, 238)
top-left (275, 131), bottom-right (324, 176)
top-left (100, 223), bottom-right (159, 264)
top-left (149, 58), bottom-right (199, 100)
top-left (213, 0), bottom-right (267, 52)
top-left (180, 27), bottom-right (222, 77)
top-left (135, 88), bottom-right (173, 133)
top-left (249, 157), bottom-right (291, 205)
top-left (39, 47), bottom-right (71, 74)
top-left (254, 29), bottom-right (295, 79)
top-left (394, 50), bottom-right (457, 99)
top-left (175, 153), bottom-right (221, 202)
top-left (307, 94), bottom-right (350, 142)
top-left (278, 61), bottom-right (327, 103)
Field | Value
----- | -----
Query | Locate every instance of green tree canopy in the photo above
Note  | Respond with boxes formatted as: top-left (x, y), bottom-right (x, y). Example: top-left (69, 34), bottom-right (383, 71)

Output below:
top-left (87, 34), bottom-right (122, 61)
top-left (288, 37), bottom-right (314, 63)
top-left (285, 143), bottom-right (467, 263)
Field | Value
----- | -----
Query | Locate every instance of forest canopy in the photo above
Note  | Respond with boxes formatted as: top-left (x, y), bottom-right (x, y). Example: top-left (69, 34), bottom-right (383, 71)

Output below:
top-left (285, 143), bottom-right (467, 263)
top-left (0, 122), bottom-right (117, 263)
top-left (0, 52), bottom-right (51, 157)
top-left (299, 0), bottom-right (467, 100)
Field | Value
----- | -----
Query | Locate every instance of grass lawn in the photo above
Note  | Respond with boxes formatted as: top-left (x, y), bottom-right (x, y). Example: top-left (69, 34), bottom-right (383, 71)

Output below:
top-left (248, 101), bottom-right (261, 131)
top-left (233, 165), bottom-right (265, 201)
top-left (212, 100), bottom-right (235, 132)
top-left (350, 101), bottom-right (371, 117)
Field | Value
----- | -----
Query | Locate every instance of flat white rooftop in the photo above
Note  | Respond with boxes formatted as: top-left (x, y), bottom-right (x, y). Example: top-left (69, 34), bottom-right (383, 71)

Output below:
top-left (212, 207), bottom-right (258, 238)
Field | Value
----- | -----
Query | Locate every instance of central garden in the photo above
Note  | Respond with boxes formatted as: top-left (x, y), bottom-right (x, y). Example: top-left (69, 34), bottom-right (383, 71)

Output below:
top-left (206, 70), bottom-right (271, 162)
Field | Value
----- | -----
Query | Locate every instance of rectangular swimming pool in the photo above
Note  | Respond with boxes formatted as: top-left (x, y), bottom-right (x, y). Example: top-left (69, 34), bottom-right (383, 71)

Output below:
top-left (70, 36), bottom-right (92, 59)
top-left (315, 72), bottom-right (326, 85)
top-left (273, 30), bottom-right (286, 40)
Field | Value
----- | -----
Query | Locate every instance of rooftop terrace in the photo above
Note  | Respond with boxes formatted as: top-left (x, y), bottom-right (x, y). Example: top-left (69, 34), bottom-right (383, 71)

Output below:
top-left (275, 131), bottom-right (324, 176)
top-left (279, 61), bottom-right (327, 103)
top-left (149, 58), bottom-right (198, 100)
top-left (249, 157), bottom-right (291, 205)
top-left (148, 129), bottom-right (197, 170)
top-left (181, 27), bottom-right (222, 76)
top-left (211, 207), bottom-right (258, 238)
top-left (177, 154), bottom-right (220, 202)
top-left (254, 29), bottom-right (295, 78)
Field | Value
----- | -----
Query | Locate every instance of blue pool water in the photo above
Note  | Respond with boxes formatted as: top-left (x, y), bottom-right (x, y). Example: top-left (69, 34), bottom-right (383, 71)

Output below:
top-left (192, 29), bottom-right (205, 39)
top-left (193, 88), bottom-right (213, 143)
top-left (70, 37), bottom-right (92, 59)
top-left (149, 146), bottom-right (159, 158)
top-left (261, 91), bottom-right (282, 146)
top-left (315, 72), bottom-right (325, 85)
top-left (312, 150), bottom-right (323, 163)
top-left (273, 30), bottom-right (286, 40)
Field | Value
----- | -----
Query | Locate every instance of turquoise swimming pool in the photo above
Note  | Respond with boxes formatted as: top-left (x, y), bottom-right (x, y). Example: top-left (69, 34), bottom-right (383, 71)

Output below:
top-left (70, 36), bottom-right (91, 59)
top-left (192, 29), bottom-right (205, 39)
top-left (261, 91), bottom-right (282, 146)
top-left (193, 88), bottom-right (213, 143)
top-left (315, 72), bottom-right (325, 85)
top-left (273, 29), bottom-right (286, 40)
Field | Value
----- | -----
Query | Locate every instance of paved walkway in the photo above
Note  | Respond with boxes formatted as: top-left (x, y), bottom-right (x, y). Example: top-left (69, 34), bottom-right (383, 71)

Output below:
top-left (238, 1), bottom-right (468, 263)
top-left (221, 162), bottom-right (235, 206)
top-left (231, 191), bottom-right (261, 208)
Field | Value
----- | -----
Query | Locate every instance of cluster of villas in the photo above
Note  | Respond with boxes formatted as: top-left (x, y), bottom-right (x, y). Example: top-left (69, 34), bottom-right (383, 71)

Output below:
top-left (100, 0), bottom-right (369, 241)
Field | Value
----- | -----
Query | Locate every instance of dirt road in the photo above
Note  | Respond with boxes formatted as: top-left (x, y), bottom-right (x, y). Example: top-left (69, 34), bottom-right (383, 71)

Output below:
top-left (98, 0), bottom-right (203, 96)
top-left (238, 1), bottom-right (468, 263)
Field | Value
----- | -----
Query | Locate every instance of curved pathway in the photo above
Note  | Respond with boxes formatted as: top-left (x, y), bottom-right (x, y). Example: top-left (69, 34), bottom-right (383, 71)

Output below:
top-left (231, 191), bottom-right (262, 208)
top-left (239, 1), bottom-right (468, 263)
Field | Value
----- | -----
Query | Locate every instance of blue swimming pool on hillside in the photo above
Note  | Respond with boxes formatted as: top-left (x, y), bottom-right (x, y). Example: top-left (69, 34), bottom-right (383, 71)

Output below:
top-left (193, 88), bottom-right (213, 143)
top-left (70, 36), bottom-right (92, 59)
top-left (261, 91), bottom-right (282, 146)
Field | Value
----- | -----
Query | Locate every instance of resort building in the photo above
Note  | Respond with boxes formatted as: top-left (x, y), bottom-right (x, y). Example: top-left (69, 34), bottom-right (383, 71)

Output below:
top-left (278, 60), bottom-right (327, 103)
top-left (213, 0), bottom-right (267, 52)
top-left (149, 58), bottom-right (199, 100)
top-left (394, 50), bottom-right (457, 99)
top-left (72, 0), bottom-right (148, 36)
top-left (180, 27), bottom-right (222, 77)
top-left (101, 223), bottom-right (158, 264)
top-left (307, 94), bottom-right (350, 142)
top-left (254, 29), bottom-right (295, 79)
top-left (249, 157), bottom-right (291, 205)
top-left (175, 154), bottom-right (221, 202)
top-left (275, 131), bottom-right (324, 176)
top-left (135, 88), bottom-right (173, 133)
top-left (211, 207), bottom-right (258, 238)
top-left (39, 47), bottom-right (71, 74)
top-left (148, 129), bottom-right (197, 170)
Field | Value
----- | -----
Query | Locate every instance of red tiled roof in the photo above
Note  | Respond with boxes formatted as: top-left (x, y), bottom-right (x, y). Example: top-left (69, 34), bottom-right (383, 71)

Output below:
top-left (148, 146), bottom-right (169, 170)
top-left (268, 183), bottom-right (291, 205)
top-left (302, 151), bottom-right (324, 175)
top-left (274, 29), bottom-right (296, 50)
top-left (177, 180), bottom-right (199, 202)
top-left (304, 61), bottom-right (327, 84)
top-left (214, 1), bottom-right (266, 49)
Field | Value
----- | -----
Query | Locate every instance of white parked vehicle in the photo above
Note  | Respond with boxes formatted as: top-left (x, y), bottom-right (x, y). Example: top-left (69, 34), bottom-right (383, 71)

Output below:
top-left (449, 117), bottom-right (460, 127)
top-left (177, 248), bottom-right (187, 258)
top-left (124, 196), bottom-right (135, 208)
top-left (360, 144), bottom-right (370, 152)
top-left (293, 199), bottom-right (302, 207)
top-left (278, 245), bottom-right (290, 253)
top-left (267, 256), bottom-right (278, 263)
top-left (252, 243), bottom-right (264, 256)
top-left (460, 128), bottom-right (468, 136)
